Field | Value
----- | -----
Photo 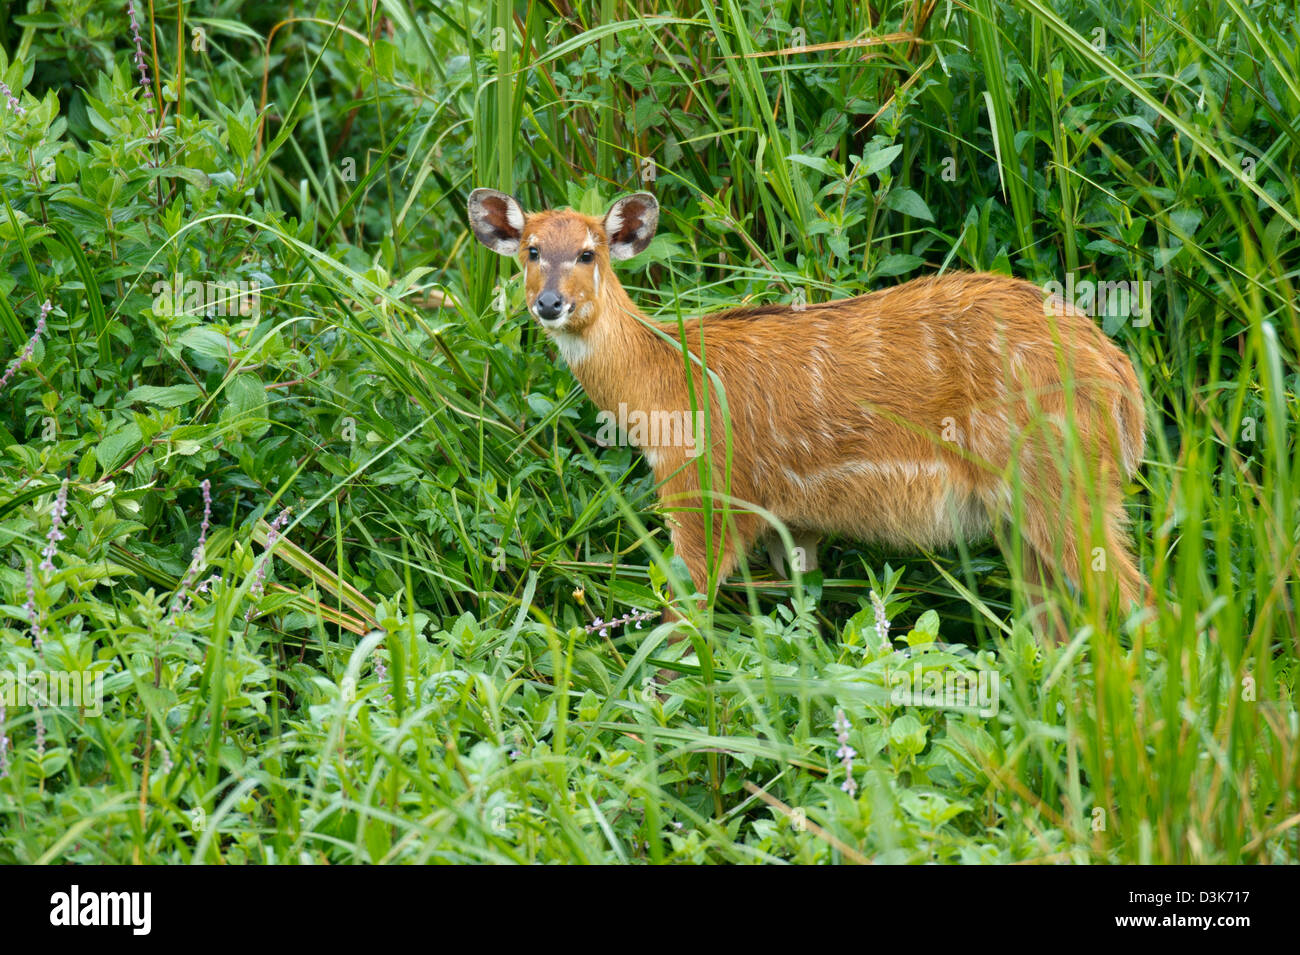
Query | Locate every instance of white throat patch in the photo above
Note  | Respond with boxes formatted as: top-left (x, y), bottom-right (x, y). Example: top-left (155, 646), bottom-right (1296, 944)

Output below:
top-left (551, 329), bottom-right (591, 367)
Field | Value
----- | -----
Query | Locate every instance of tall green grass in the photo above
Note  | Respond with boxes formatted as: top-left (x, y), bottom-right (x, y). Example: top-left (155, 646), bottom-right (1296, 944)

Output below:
top-left (0, 0), bottom-right (1295, 862)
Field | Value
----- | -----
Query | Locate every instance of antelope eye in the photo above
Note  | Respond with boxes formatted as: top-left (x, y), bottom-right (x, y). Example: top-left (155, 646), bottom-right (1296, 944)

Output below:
top-left (527, 247), bottom-right (539, 261)
top-left (578, 250), bottom-right (594, 264)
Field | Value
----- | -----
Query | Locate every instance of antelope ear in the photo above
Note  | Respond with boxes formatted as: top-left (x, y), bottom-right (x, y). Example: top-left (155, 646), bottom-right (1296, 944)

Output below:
top-left (603, 193), bottom-right (659, 260)
top-left (468, 188), bottom-right (526, 255)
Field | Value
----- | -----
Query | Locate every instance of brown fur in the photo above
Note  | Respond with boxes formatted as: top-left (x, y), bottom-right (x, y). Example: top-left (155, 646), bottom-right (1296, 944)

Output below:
top-left (470, 190), bottom-right (1149, 626)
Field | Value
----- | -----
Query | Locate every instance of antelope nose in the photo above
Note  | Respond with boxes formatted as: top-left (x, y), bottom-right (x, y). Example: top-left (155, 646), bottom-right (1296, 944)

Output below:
top-left (535, 291), bottom-right (565, 321)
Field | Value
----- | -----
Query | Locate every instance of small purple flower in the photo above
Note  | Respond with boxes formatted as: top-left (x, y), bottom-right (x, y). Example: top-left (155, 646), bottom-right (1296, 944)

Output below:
top-left (39, 477), bottom-right (69, 572)
top-left (34, 705), bottom-right (45, 759)
top-left (833, 708), bottom-right (857, 796)
top-left (0, 300), bottom-right (50, 395)
top-left (125, 1), bottom-right (155, 113)
top-left (0, 79), bottom-right (24, 117)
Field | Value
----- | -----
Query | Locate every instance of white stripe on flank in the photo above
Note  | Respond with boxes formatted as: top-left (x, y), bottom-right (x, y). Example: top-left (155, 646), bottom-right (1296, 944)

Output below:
top-left (794, 459), bottom-right (949, 488)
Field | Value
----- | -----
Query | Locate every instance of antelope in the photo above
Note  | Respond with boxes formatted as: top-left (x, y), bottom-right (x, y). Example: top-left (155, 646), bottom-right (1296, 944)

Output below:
top-left (468, 188), bottom-right (1148, 635)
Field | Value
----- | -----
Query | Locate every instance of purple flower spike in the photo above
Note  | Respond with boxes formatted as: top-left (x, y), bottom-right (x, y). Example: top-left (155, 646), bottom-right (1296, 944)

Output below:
top-left (0, 300), bottom-right (51, 395)
top-left (126, 1), bottom-right (155, 114)
top-left (25, 562), bottom-right (46, 654)
top-left (870, 590), bottom-right (891, 650)
top-left (0, 79), bottom-right (25, 117)
top-left (199, 479), bottom-right (212, 545)
top-left (245, 506), bottom-right (291, 622)
top-left (158, 742), bottom-right (173, 774)
top-left (584, 606), bottom-right (656, 638)
top-left (170, 479), bottom-right (216, 621)
top-left (34, 706), bottom-right (46, 758)
top-left (0, 698), bottom-right (9, 779)
top-left (39, 478), bottom-right (70, 572)
top-left (833, 708), bottom-right (857, 796)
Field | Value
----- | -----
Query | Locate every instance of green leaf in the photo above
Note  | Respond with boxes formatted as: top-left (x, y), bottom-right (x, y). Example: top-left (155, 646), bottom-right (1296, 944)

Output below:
top-left (124, 384), bottom-right (202, 408)
top-left (633, 94), bottom-right (662, 129)
top-left (872, 253), bottom-right (925, 278)
top-left (1117, 114), bottom-right (1157, 137)
top-left (220, 374), bottom-right (268, 439)
top-left (178, 326), bottom-right (234, 361)
top-left (912, 610), bottom-right (941, 638)
top-left (144, 166), bottom-right (213, 191)
top-left (856, 144), bottom-right (902, 178)
top-left (884, 188), bottom-right (934, 222)
top-left (227, 116), bottom-right (252, 162)
top-left (787, 153), bottom-right (841, 178)
top-left (95, 421), bottom-right (143, 473)
top-left (889, 714), bottom-right (928, 756)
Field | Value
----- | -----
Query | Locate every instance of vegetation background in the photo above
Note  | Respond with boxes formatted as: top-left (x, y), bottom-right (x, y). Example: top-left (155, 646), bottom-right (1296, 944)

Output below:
top-left (0, 0), bottom-right (1295, 863)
